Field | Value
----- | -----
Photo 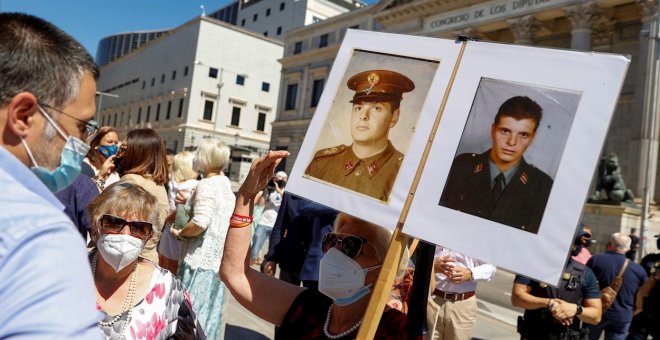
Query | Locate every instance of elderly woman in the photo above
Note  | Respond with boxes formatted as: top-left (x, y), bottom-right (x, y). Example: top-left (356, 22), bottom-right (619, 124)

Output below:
top-left (221, 151), bottom-right (414, 339)
top-left (115, 128), bottom-right (169, 264)
top-left (88, 182), bottom-right (204, 339)
top-left (171, 138), bottom-right (235, 339)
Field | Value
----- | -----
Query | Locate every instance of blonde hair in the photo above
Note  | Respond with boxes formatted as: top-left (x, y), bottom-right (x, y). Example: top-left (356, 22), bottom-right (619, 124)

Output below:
top-left (171, 151), bottom-right (197, 183)
top-left (334, 213), bottom-right (409, 278)
top-left (196, 138), bottom-right (230, 173)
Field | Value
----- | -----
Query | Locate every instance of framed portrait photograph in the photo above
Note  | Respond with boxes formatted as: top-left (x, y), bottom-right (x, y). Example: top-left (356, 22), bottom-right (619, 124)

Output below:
top-left (286, 30), bottom-right (463, 231)
top-left (439, 77), bottom-right (582, 235)
top-left (404, 40), bottom-right (629, 285)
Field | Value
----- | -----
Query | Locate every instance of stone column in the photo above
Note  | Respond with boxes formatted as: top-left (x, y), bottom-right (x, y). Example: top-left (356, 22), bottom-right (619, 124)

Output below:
top-left (564, 2), bottom-right (601, 50)
top-left (634, 0), bottom-right (659, 199)
top-left (507, 15), bottom-right (539, 45)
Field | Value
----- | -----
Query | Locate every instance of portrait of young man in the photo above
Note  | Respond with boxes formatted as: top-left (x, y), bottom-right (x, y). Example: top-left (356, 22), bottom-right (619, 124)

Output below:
top-left (439, 95), bottom-right (553, 234)
top-left (304, 69), bottom-right (415, 202)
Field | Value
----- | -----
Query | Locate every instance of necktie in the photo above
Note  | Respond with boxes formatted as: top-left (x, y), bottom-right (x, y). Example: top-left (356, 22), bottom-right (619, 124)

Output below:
top-left (491, 173), bottom-right (505, 205)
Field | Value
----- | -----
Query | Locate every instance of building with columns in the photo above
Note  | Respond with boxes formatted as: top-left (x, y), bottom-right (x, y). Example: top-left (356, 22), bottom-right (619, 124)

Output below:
top-left (96, 16), bottom-right (283, 187)
top-left (271, 0), bottom-right (660, 203)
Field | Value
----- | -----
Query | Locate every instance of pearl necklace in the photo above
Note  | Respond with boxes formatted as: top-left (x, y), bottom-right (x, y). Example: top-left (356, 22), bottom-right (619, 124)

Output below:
top-left (92, 253), bottom-right (138, 338)
top-left (323, 305), bottom-right (362, 339)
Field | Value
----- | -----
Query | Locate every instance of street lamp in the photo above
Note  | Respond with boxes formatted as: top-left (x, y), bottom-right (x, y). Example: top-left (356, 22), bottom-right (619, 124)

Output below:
top-left (96, 91), bottom-right (119, 122)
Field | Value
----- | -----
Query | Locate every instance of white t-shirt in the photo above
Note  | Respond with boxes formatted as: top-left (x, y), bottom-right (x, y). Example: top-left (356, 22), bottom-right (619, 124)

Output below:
top-left (258, 190), bottom-right (282, 228)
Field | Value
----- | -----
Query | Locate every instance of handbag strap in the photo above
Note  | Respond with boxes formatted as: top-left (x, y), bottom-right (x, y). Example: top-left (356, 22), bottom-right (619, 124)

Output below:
top-left (616, 258), bottom-right (630, 279)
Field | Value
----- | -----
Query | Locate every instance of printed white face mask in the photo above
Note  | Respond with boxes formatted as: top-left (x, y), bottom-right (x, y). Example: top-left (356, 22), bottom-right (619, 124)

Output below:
top-left (318, 247), bottom-right (381, 306)
top-left (96, 234), bottom-right (144, 272)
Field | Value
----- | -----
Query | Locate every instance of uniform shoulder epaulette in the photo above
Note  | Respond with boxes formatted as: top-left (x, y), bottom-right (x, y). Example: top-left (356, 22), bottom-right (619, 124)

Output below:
top-left (313, 145), bottom-right (347, 158)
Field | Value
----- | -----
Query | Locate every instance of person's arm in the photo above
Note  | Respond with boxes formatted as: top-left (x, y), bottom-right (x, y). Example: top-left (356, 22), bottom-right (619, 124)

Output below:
top-left (177, 181), bottom-right (210, 238)
top-left (511, 282), bottom-right (553, 310)
top-left (220, 151), bottom-right (305, 326)
top-left (549, 298), bottom-right (601, 325)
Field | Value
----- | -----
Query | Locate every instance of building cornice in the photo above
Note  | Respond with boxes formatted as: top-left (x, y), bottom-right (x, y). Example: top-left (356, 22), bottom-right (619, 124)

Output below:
top-left (272, 118), bottom-right (313, 127)
top-left (279, 45), bottom-right (342, 67)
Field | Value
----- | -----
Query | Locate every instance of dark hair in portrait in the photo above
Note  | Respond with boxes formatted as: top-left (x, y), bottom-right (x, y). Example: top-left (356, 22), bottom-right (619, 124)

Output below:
top-left (494, 96), bottom-right (543, 133)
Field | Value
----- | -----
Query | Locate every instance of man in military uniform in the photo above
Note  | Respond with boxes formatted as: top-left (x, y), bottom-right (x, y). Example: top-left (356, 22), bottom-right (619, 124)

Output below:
top-left (512, 226), bottom-right (602, 340)
top-left (439, 96), bottom-right (553, 234)
top-left (305, 69), bottom-right (415, 202)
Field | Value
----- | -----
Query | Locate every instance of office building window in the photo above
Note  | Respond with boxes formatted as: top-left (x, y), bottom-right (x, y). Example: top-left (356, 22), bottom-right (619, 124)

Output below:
top-left (113, 113), bottom-right (117, 126)
top-left (156, 103), bottom-right (161, 121)
top-left (231, 107), bottom-right (241, 126)
top-left (236, 75), bottom-right (245, 85)
top-left (294, 41), bottom-right (302, 54)
top-left (161, 74), bottom-right (165, 83)
top-left (241, 18), bottom-right (245, 26)
top-left (137, 107), bottom-right (142, 123)
top-left (142, 81), bottom-right (145, 89)
top-left (285, 83), bottom-right (297, 110)
top-left (173, 140), bottom-right (178, 152)
top-left (172, 70), bottom-right (176, 80)
top-left (209, 67), bottom-right (218, 78)
top-left (253, 14), bottom-right (258, 22)
top-left (280, 2), bottom-right (285, 10)
top-left (311, 79), bottom-right (324, 107)
top-left (203, 100), bottom-right (214, 121)
top-left (264, 31), bottom-right (268, 37)
top-left (146, 106), bottom-right (151, 122)
top-left (351, 24), bottom-right (359, 29)
top-left (178, 98), bottom-right (184, 117)
top-left (257, 112), bottom-right (266, 132)
top-left (166, 100), bottom-right (172, 119)
top-left (277, 26), bottom-right (282, 35)
top-left (319, 34), bottom-right (328, 48)
top-left (184, 66), bottom-right (189, 76)
top-left (266, 8), bottom-right (271, 16)
top-left (151, 78), bottom-right (155, 86)
top-left (262, 82), bottom-right (270, 92)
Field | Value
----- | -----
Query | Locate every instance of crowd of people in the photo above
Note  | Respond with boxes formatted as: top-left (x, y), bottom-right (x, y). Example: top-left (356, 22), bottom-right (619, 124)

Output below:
top-left (3, 11), bottom-right (660, 340)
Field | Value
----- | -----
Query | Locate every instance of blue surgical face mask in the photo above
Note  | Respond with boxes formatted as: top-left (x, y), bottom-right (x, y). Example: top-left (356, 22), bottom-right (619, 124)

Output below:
top-left (97, 144), bottom-right (118, 158)
top-left (318, 247), bottom-right (381, 306)
top-left (21, 106), bottom-right (90, 192)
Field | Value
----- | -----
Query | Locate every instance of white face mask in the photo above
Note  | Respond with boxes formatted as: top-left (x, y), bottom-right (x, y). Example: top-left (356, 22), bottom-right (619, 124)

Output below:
top-left (318, 247), bottom-right (381, 306)
top-left (96, 234), bottom-right (144, 272)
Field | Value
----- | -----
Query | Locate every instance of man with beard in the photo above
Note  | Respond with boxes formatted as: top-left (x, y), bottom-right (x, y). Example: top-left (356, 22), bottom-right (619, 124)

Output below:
top-left (0, 13), bottom-right (101, 338)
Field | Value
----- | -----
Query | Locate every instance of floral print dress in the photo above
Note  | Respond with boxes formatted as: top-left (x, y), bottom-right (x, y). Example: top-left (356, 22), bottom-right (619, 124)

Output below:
top-left (97, 266), bottom-right (205, 339)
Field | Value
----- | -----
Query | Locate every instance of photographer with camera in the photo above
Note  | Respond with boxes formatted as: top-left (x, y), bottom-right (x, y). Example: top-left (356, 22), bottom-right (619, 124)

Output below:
top-left (250, 170), bottom-right (287, 266)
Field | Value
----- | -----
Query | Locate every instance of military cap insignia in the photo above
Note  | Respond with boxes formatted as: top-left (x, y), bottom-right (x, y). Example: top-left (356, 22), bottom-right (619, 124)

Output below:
top-left (344, 160), bottom-right (354, 174)
top-left (520, 172), bottom-right (528, 184)
top-left (365, 73), bottom-right (380, 95)
top-left (473, 163), bottom-right (483, 174)
top-left (367, 161), bottom-right (378, 176)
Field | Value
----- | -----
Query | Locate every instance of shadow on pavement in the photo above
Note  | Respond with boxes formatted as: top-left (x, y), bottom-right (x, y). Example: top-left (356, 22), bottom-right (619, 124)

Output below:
top-left (224, 324), bottom-right (271, 340)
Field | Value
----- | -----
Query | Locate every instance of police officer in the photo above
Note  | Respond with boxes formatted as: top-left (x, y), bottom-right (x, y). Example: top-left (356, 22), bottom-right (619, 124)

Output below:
top-left (304, 69), bottom-right (414, 202)
top-left (439, 96), bottom-right (553, 234)
top-left (511, 226), bottom-right (602, 340)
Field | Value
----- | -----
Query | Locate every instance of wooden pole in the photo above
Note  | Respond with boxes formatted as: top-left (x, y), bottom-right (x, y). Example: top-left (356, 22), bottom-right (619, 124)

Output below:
top-left (356, 39), bottom-right (469, 339)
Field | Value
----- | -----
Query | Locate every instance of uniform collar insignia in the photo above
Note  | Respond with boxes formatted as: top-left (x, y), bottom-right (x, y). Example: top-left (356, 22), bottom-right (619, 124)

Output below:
top-left (520, 172), bottom-right (528, 184)
top-left (367, 160), bottom-right (378, 176)
top-left (344, 160), bottom-right (355, 175)
top-left (474, 163), bottom-right (483, 174)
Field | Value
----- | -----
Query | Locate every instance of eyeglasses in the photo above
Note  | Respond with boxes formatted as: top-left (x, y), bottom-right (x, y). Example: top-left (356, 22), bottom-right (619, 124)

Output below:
top-left (322, 233), bottom-right (368, 259)
top-left (41, 104), bottom-right (100, 139)
top-left (99, 214), bottom-right (153, 239)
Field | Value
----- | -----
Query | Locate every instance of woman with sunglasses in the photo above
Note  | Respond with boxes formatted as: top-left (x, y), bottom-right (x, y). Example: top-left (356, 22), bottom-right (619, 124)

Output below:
top-left (84, 126), bottom-right (121, 191)
top-left (88, 182), bottom-right (204, 339)
top-left (115, 128), bottom-right (170, 265)
top-left (221, 151), bottom-right (414, 339)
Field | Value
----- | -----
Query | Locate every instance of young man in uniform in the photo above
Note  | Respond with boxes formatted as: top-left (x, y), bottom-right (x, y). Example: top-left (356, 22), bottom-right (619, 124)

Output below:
top-left (512, 226), bottom-right (602, 339)
top-left (440, 96), bottom-right (553, 233)
top-left (305, 69), bottom-right (414, 202)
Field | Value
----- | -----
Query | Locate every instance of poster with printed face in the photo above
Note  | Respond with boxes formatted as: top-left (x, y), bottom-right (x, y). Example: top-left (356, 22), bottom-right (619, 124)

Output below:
top-left (404, 40), bottom-right (629, 285)
top-left (286, 30), bottom-right (463, 232)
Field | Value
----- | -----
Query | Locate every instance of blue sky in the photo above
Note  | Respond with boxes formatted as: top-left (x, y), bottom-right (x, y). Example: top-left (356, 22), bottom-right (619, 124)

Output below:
top-left (0, 0), bottom-right (254, 58)
top-left (2, 0), bottom-right (377, 60)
